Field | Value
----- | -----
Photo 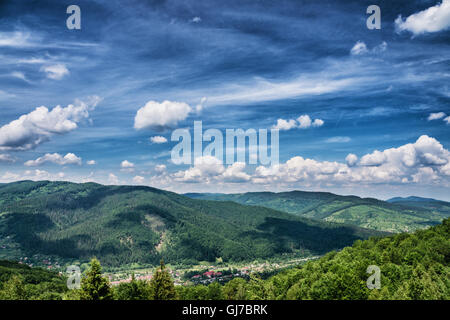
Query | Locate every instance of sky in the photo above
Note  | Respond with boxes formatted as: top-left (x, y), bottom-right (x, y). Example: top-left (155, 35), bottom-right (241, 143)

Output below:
top-left (0, 0), bottom-right (449, 200)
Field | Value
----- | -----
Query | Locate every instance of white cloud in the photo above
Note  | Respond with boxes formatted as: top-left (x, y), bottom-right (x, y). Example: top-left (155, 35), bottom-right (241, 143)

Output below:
top-left (222, 162), bottom-right (251, 182)
top-left (395, 0), bottom-right (450, 35)
top-left (373, 41), bottom-right (388, 53)
top-left (164, 135), bottom-right (450, 190)
top-left (24, 153), bottom-right (82, 166)
top-left (155, 164), bottom-right (167, 173)
top-left (0, 169), bottom-right (65, 183)
top-left (121, 160), bottom-right (135, 168)
top-left (0, 31), bottom-right (31, 47)
top-left (120, 160), bottom-right (135, 172)
top-left (271, 115), bottom-right (324, 131)
top-left (312, 119), bottom-right (324, 127)
top-left (191, 17), bottom-right (202, 23)
top-left (326, 136), bottom-right (351, 143)
top-left (174, 156), bottom-right (225, 183)
top-left (133, 175), bottom-right (145, 184)
top-left (195, 97), bottom-right (207, 113)
top-left (108, 173), bottom-right (119, 185)
top-left (0, 154), bottom-right (15, 163)
top-left (40, 64), bottom-right (69, 80)
top-left (134, 100), bottom-right (192, 130)
top-left (0, 97), bottom-right (100, 151)
top-left (345, 153), bottom-right (358, 167)
top-left (272, 119), bottom-right (297, 131)
top-left (297, 115), bottom-right (312, 128)
top-left (87, 160), bottom-right (96, 165)
top-left (445, 116), bottom-right (450, 124)
top-left (350, 41), bottom-right (368, 55)
top-left (150, 136), bottom-right (168, 144)
top-left (11, 71), bottom-right (28, 82)
top-left (250, 135), bottom-right (450, 187)
top-left (350, 41), bottom-right (388, 56)
top-left (428, 112), bottom-right (446, 120)
top-left (359, 150), bottom-right (387, 166)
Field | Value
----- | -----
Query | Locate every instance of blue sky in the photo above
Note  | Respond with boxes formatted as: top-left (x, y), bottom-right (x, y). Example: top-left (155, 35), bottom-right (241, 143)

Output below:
top-left (0, 0), bottom-right (449, 200)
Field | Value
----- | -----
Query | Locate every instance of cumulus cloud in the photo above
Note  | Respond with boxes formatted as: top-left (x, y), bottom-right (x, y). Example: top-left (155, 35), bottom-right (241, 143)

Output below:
top-left (133, 175), bottom-right (145, 184)
top-left (86, 160), bottom-right (96, 165)
top-left (395, 0), bottom-right (450, 35)
top-left (252, 135), bottom-right (450, 186)
top-left (428, 112), bottom-right (446, 120)
top-left (174, 156), bottom-right (225, 183)
top-left (297, 115), bottom-right (312, 128)
top-left (272, 119), bottom-right (297, 131)
top-left (40, 64), bottom-right (69, 80)
top-left (272, 115), bottom-right (324, 131)
top-left (24, 153), bottom-right (82, 166)
top-left (312, 119), bottom-right (324, 127)
top-left (162, 135), bottom-right (450, 189)
top-left (120, 160), bottom-right (135, 172)
top-left (350, 41), bottom-right (388, 55)
top-left (359, 150), bottom-right (387, 166)
top-left (150, 136), bottom-right (168, 144)
top-left (0, 97), bottom-right (100, 151)
top-left (134, 100), bottom-right (192, 130)
top-left (350, 41), bottom-right (368, 55)
top-left (108, 173), bottom-right (119, 185)
top-left (121, 160), bottom-right (134, 168)
top-left (222, 162), bottom-right (251, 182)
top-left (345, 153), bottom-right (358, 167)
top-left (0, 169), bottom-right (65, 183)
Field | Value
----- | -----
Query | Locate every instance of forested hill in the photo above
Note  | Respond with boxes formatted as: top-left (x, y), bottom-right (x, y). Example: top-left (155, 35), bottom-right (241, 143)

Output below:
top-left (260, 217), bottom-right (450, 300)
top-left (186, 191), bottom-right (450, 233)
top-left (0, 181), bottom-right (385, 267)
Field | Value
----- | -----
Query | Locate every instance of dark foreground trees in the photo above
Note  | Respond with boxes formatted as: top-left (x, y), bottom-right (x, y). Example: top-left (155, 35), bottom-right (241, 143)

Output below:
top-left (79, 258), bottom-right (113, 300)
top-left (148, 260), bottom-right (176, 300)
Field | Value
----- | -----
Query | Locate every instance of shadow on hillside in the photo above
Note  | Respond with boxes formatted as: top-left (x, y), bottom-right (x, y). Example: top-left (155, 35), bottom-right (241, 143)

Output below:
top-left (241, 217), bottom-right (365, 255)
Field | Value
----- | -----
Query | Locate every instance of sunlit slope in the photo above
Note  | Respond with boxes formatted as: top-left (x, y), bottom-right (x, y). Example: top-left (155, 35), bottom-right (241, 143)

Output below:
top-left (0, 181), bottom-right (385, 267)
top-left (186, 191), bottom-right (450, 232)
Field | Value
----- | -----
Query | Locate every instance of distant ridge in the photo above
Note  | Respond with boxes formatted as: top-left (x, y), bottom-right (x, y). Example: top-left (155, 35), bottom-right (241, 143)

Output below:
top-left (387, 196), bottom-right (441, 203)
top-left (186, 191), bottom-right (450, 233)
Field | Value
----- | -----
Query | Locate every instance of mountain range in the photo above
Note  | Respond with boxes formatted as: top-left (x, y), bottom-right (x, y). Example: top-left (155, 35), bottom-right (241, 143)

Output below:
top-left (186, 191), bottom-right (450, 233)
top-left (0, 181), bottom-right (384, 267)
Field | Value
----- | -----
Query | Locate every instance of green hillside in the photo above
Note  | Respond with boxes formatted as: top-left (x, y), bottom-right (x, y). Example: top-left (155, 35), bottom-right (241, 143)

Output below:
top-left (262, 217), bottom-right (450, 300)
top-left (387, 197), bottom-right (450, 216)
top-left (0, 260), bottom-right (67, 300)
top-left (186, 191), bottom-right (450, 233)
top-left (177, 218), bottom-right (450, 300)
top-left (0, 181), bottom-right (384, 267)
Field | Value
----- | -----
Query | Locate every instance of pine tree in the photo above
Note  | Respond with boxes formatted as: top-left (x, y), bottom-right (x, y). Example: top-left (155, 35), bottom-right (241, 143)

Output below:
top-left (79, 258), bottom-right (113, 300)
top-left (148, 259), bottom-right (176, 300)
